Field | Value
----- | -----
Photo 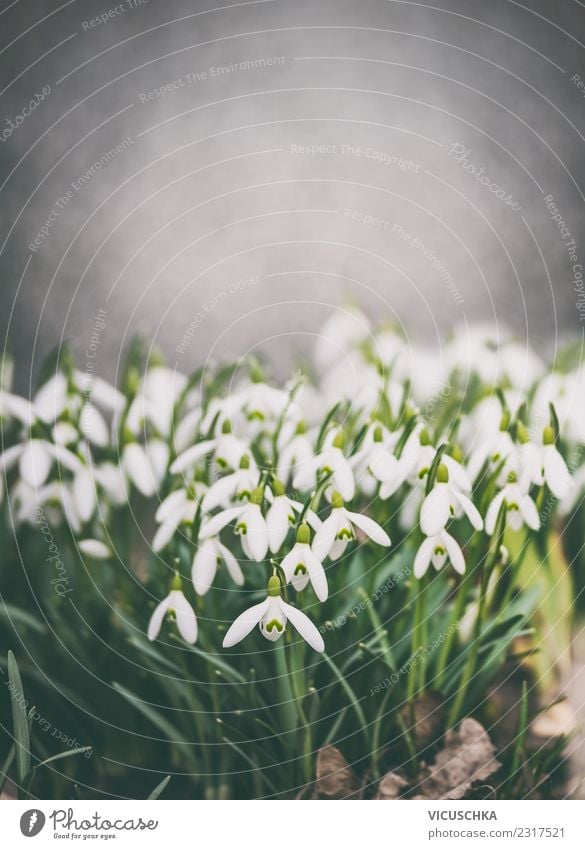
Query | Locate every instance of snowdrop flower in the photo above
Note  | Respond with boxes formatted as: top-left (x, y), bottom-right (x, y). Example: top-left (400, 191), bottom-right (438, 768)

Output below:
top-left (152, 484), bottom-right (206, 552)
top-left (293, 429), bottom-right (355, 501)
top-left (123, 439), bottom-right (169, 497)
top-left (532, 371), bottom-right (585, 446)
top-left (281, 523), bottom-right (328, 601)
top-left (192, 535), bottom-right (244, 595)
top-left (222, 575), bottom-right (324, 651)
top-left (265, 479), bottom-right (321, 554)
top-left (414, 530), bottom-right (466, 578)
top-left (239, 380), bottom-right (289, 422)
top-left (420, 464), bottom-right (483, 537)
top-left (276, 420), bottom-right (315, 483)
top-left (148, 575), bottom-right (198, 644)
top-left (200, 487), bottom-right (268, 561)
top-left (127, 366), bottom-right (187, 439)
top-left (170, 421), bottom-right (247, 475)
top-left (202, 454), bottom-right (259, 511)
top-left (485, 473), bottom-right (540, 534)
top-left (352, 423), bottom-right (400, 484)
top-left (520, 426), bottom-right (572, 500)
top-left (0, 437), bottom-right (82, 489)
top-left (313, 491), bottom-right (391, 561)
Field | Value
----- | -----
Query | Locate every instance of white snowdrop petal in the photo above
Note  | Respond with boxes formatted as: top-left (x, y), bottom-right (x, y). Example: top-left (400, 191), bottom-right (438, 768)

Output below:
top-left (34, 373), bottom-right (68, 423)
top-left (170, 590), bottom-right (198, 644)
top-left (305, 548), bottom-right (329, 601)
top-left (147, 597), bottom-right (171, 641)
top-left (452, 489), bottom-right (484, 531)
top-left (170, 440), bottom-right (217, 474)
top-left (443, 532), bottom-right (466, 575)
top-left (73, 468), bottom-right (96, 523)
top-left (155, 489), bottom-right (188, 522)
top-left (485, 492), bottom-right (505, 536)
top-left (544, 446), bottom-right (572, 500)
top-left (266, 497), bottom-right (292, 553)
top-left (0, 391), bottom-right (35, 426)
top-left (20, 440), bottom-right (52, 488)
top-left (200, 505), bottom-right (245, 539)
top-left (279, 600), bottom-right (325, 652)
top-left (420, 484), bottom-right (451, 536)
top-left (217, 541), bottom-right (244, 586)
top-left (0, 443), bottom-right (24, 473)
top-left (414, 536), bottom-right (435, 579)
top-left (520, 495), bottom-right (541, 531)
top-left (79, 404), bottom-right (109, 447)
top-left (345, 510), bottom-right (391, 546)
top-left (79, 539), bottom-right (111, 559)
top-left (312, 513), bottom-right (339, 561)
top-left (152, 511), bottom-right (185, 552)
top-left (223, 598), bottom-right (270, 647)
top-left (124, 443), bottom-right (156, 497)
top-left (241, 504), bottom-right (268, 561)
top-left (192, 539), bottom-right (219, 595)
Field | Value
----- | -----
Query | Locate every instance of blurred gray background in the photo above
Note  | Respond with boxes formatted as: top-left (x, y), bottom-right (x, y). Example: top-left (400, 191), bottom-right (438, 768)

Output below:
top-left (1, 0), bottom-right (585, 390)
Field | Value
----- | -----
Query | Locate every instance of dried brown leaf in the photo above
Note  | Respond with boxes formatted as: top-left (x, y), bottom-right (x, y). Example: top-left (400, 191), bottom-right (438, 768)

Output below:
top-left (377, 772), bottom-right (409, 800)
top-left (316, 745), bottom-right (360, 798)
top-left (415, 718), bottom-right (501, 800)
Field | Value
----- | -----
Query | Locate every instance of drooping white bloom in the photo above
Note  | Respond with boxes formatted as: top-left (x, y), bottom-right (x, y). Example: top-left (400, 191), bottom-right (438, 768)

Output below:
top-left (238, 380), bottom-right (290, 422)
top-left (170, 422), bottom-right (247, 475)
top-left (276, 421), bottom-right (315, 483)
top-left (485, 477), bottom-right (540, 534)
top-left (202, 454), bottom-right (259, 511)
top-left (520, 426), bottom-right (573, 500)
top-left (420, 464), bottom-right (483, 537)
top-left (281, 523), bottom-right (328, 601)
top-left (222, 575), bottom-right (324, 651)
top-left (148, 577), bottom-right (198, 644)
top-left (191, 535), bottom-right (244, 595)
top-left (264, 479), bottom-right (322, 554)
top-left (0, 437), bottom-right (82, 489)
top-left (293, 429), bottom-right (355, 501)
top-left (199, 487), bottom-right (268, 561)
top-left (312, 492), bottom-right (391, 561)
top-left (127, 366), bottom-right (187, 439)
top-left (414, 530), bottom-right (466, 578)
top-left (351, 422), bottom-right (400, 485)
top-left (123, 439), bottom-right (169, 497)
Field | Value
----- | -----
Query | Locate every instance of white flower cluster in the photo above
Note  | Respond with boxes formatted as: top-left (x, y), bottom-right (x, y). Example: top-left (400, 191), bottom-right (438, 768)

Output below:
top-left (1, 310), bottom-right (582, 653)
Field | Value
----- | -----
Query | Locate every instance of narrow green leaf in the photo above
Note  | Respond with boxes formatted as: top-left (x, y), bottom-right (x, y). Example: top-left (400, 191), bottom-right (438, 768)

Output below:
top-left (148, 775), bottom-right (171, 799)
top-left (7, 651), bottom-right (30, 785)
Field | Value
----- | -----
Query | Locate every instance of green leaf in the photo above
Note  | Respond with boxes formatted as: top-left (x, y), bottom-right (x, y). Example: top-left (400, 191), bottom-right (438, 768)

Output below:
top-left (34, 747), bottom-right (92, 770)
top-left (0, 744), bottom-right (15, 796)
top-left (148, 775), bottom-right (171, 799)
top-left (322, 653), bottom-right (368, 739)
top-left (7, 651), bottom-right (31, 786)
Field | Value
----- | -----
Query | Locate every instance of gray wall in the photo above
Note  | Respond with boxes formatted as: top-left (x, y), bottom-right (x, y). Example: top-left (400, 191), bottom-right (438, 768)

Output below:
top-left (1, 0), bottom-right (585, 391)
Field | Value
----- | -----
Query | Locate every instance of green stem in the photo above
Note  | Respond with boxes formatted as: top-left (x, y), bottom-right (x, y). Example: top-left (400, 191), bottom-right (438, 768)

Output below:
top-left (435, 571), bottom-right (470, 686)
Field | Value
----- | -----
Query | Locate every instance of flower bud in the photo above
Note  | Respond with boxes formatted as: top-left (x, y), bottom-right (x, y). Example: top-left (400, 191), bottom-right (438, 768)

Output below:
top-left (249, 486), bottom-right (264, 505)
top-left (436, 463), bottom-right (449, 484)
top-left (332, 429), bottom-right (345, 449)
top-left (331, 490), bottom-right (345, 509)
top-left (543, 425), bottom-right (555, 445)
top-left (267, 575), bottom-right (281, 597)
top-left (296, 522), bottom-right (311, 545)
top-left (419, 428), bottom-right (431, 446)
top-left (272, 478), bottom-right (285, 497)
